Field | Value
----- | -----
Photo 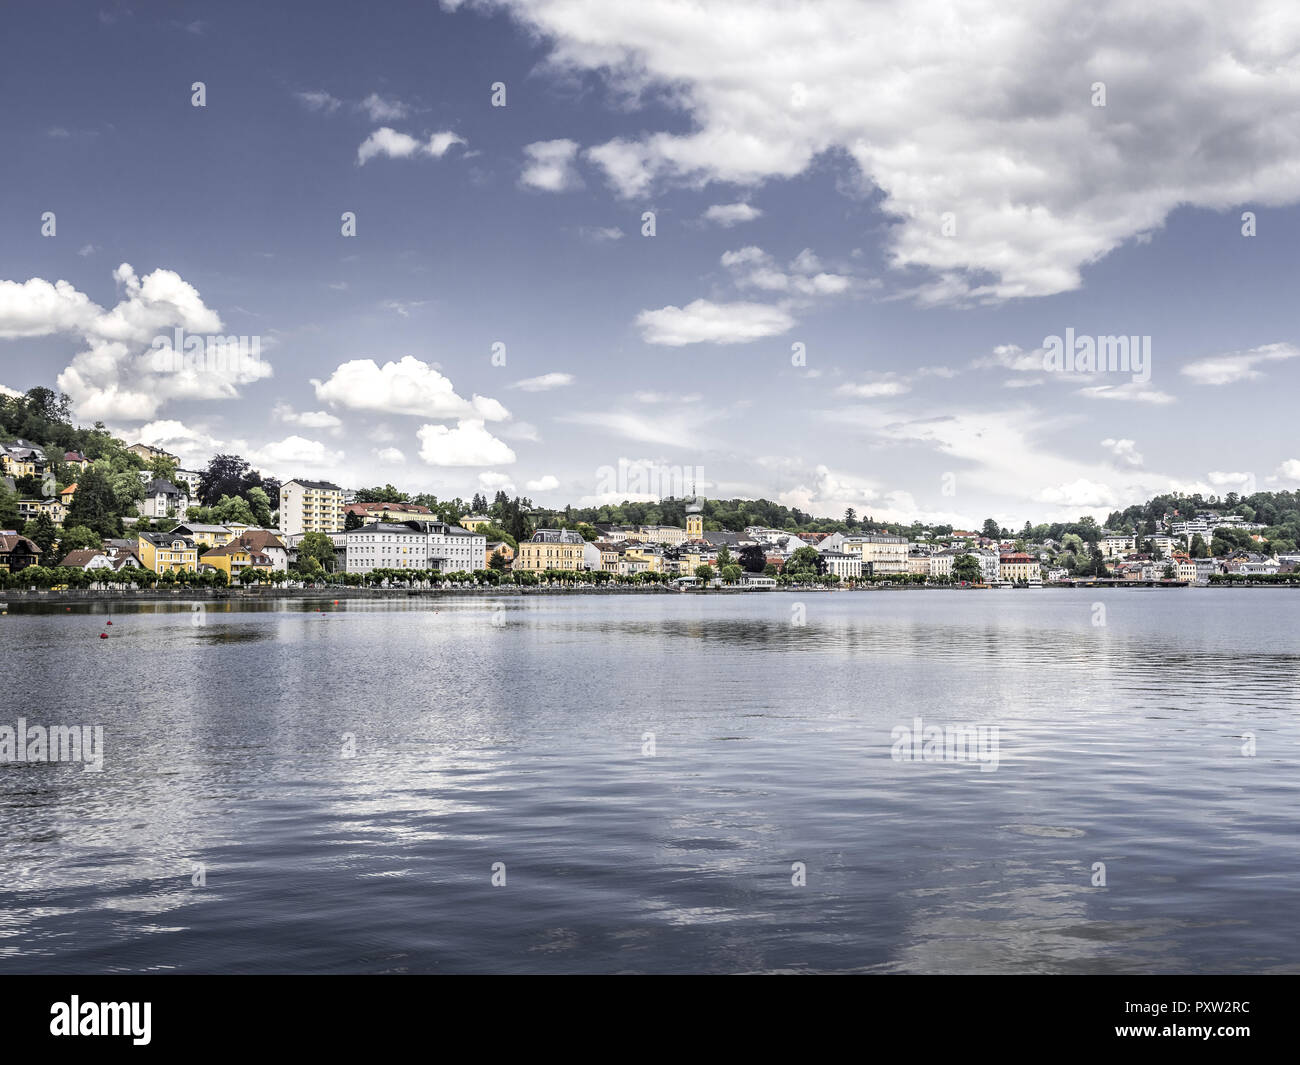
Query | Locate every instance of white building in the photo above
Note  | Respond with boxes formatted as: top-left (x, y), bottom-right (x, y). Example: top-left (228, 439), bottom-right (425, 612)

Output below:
top-left (344, 520), bottom-right (486, 575)
top-left (137, 478), bottom-right (189, 519)
top-left (1101, 533), bottom-right (1135, 557)
top-left (280, 479), bottom-right (344, 537)
top-left (821, 550), bottom-right (863, 580)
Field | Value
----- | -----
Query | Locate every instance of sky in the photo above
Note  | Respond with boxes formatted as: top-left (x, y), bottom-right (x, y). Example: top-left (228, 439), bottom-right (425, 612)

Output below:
top-left (1, 0), bottom-right (1299, 528)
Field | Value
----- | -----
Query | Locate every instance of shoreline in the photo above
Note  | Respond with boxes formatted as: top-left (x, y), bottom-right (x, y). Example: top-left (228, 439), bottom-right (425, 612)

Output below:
top-left (0, 581), bottom-right (1290, 608)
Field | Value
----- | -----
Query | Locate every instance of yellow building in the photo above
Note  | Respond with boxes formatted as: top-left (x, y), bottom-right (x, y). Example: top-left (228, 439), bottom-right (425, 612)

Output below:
top-left (515, 528), bottom-right (587, 571)
top-left (458, 513), bottom-right (494, 532)
top-left (171, 523), bottom-right (235, 549)
top-left (685, 498), bottom-right (704, 540)
top-left (200, 541), bottom-right (272, 580)
top-left (137, 532), bottom-right (199, 573)
top-left (623, 546), bottom-right (664, 573)
top-left (998, 553), bottom-right (1042, 583)
top-left (485, 540), bottom-right (515, 568)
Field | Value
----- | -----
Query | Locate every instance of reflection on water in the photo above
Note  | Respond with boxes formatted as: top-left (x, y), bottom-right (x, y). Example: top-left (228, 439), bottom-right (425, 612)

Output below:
top-left (1, 590), bottom-right (1297, 973)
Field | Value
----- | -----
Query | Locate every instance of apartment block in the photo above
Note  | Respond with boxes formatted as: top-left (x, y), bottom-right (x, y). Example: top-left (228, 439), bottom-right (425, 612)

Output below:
top-left (280, 479), bottom-right (344, 537)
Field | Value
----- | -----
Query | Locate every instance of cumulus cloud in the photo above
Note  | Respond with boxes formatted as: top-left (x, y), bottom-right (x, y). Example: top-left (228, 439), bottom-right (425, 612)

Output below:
top-left (312, 356), bottom-right (509, 420)
top-left (836, 376), bottom-right (911, 399)
top-left (0, 264), bottom-right (270, 421)
top-left (635, 298), bottom-right (794, 345)
top-left (456, 0), bottom-right (1300, 301)
top-left (248, 435), bottom-right (345, 471)
top-left (296, 90), bottom-right (342, 113)
top-left (357, 127), bottom-right (465, 164)
top-left (520, 139), bottom-right (582, 191)
top-left (525, 474), bottom-right (560, 491)
top-left (1180, 342), bottom-right (1300, 386)
top-left (720, 246), bottom-right (853, 296)
top-left (417, 420), bottom-right (517, 466)
top-left (1036, 479), bottom-right (1118, 508)
top-left (373, 447), bottom-right (405, 463)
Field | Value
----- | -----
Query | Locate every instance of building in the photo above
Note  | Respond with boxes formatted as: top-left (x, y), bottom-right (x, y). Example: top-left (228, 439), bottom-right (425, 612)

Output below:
top-left (126, 443), bottom-right (179, 465)
top-left (58, 549), bottom-right (117, 571)
top-left (457, 513), bottom-right (494, 532)
top-left (344, 521), bottom-right (487, 575)
top-left (847, 534), bottom-right (909, 576)
top-left (906, 553), bottom-right (932, 576)
top-left (485, 540), bottom-right (515, 568)
top-left (345, 522), bottom-right (429, 574)
top-left (1101, 533), bottom-right (1135, 558)
top-left (136, 532), bottom-right (199, 573)
top-left (822, 550), bottom-right (863, 580)
top-left (174, 469), bottom-right (203, 497)
top-left (200, 541), bottom-right (273, 580)
top-left (0, 532), bottom-right (41, 572)
top-left (1, 441), bottom-right (46, 478)
top-left (975, 550), bottom-right (1001, 583)
top-left (637, 524), bottom-right (686, 546)
top-left (17, 497), bottom-right (67, 526)
top-left (685, 497), bottom-right (704, 540)
top-left (169, 523), bottom-right (234, 549)
top-left (999, 552), bottom-right (1041, 584)
top-left (235, 529), bottom-right (289, 571)
top-left (137, 479), bottom-right (189, 520)
top-left (279, 479), bottom-right (344, 537)
top-left (62, 450), bottom-right (90, 471)
top-left (59, 483), bottom-right (77, 510)
top-left (346, 501), bottom-right (435, 525)
top-left (515, 528), bottom-right (589, 572)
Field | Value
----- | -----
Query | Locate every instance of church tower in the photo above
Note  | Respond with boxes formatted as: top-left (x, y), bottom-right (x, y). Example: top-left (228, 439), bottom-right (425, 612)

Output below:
top-left (685, 496), bottom-right (703, 540)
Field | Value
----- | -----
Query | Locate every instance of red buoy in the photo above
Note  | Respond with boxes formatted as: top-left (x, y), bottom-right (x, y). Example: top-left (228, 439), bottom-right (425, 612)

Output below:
top-left (99, 632), bottom-right (108, 639)
top-left (106, 620), bottom-right (113, 625)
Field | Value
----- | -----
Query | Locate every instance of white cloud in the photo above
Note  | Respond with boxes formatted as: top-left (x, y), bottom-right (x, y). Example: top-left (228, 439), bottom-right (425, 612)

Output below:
top-left (1076, 382), bottom-right (1175, 405)
top-left (357, 93), bottom-right (408, 122)
top-left (636, 298), bottom-right (794, 345)
top-left (134, 419), bottom-right (225, 463)
top-left (559, 409), bottom-right (711, 447)
top-left (511, 372), bottom-right (574, 391)
top-left (248, 435), bottom-right (345, 471)
top-left (1180, 342), bottom-right (1300, 386)
top-left (373, 447), bottom-right (405, 463)
top-left (468, 0), bottom-right (1300, 301)
top-left (703, 202), bottom-right (763, 226)
top-left (1274, 459), bottom-right (1300, 483)
top-left (312, 356), bottom-right (509, 420)
top-left (0, 265), bottom-right (270, 421)
top-left (720, 245), bottom-right (853, 296)
top-left (520, 139), bottom-right (582, 191)
top-left (417, 420), bottom-right (517, 466)
top-left (1036, 479), bottom-right (1118, 508)
top-left (357, 127), bottom-right (465, 164)
top-left (578, 225), bottom-right (624, 242)
top-left (525, 474), bottom-right (560, 491)
top-left (836, 377), bottom-right (910, 399)
top-left (272, 403), bottom-right (343, 430)
top-left (296, 90), bottom-right (342, 113)
top-left (1101, 437), bottom-right (1143, 467)
top-left (77, 243), bottom-right (99, 257)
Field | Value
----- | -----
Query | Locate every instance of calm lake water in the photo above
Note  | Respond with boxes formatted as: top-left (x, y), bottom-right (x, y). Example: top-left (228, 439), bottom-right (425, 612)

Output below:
top-left (2, 589), bottom-right (1297, 974)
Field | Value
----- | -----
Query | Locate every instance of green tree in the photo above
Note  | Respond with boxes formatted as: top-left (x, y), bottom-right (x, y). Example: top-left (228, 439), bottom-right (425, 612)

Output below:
top-left (65, 467), bottom-right (120, 537)
top-left (297, 531), bottom-right (336, 572)
top-left (488, 549), bottom-right (508, 571)
top-left (981, 518), bottom-right (1001, 539)
top-left (214, 494), bottom-right (256, 525)
top-left (952, 553), bottom-right (981, 583)
top-left (1189, 533), bottom-right (1209, 559)
top-left (694, 564), bottom-right (714, 582)
top-left (245, 485), bottom-right (273, 527)
top-left (58, 525), bottom-right (102, 552)
top-left (24, 512), bottom-right (58, 556)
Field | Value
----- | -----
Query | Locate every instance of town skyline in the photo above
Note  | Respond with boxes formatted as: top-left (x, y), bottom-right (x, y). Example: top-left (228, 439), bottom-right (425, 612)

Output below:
top-left (4, 1), bottom-right (1300, 532)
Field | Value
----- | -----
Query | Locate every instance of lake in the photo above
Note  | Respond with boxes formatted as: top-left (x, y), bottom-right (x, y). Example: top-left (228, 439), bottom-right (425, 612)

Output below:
top-left (2, 589), bottom-right (1297, 973)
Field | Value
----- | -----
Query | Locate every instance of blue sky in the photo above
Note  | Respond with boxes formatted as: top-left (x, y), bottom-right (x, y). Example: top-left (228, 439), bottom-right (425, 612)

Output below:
top-left (2, 0), bottom-right (1299, 527)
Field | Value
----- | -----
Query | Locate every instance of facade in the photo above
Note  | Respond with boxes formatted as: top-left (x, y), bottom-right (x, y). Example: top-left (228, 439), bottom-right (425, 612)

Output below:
top-left (174, 468), bottom-right (203, 497)
top-left (345, 522), bottom-right (429, 573)
top-left (485, 540), bottom-right (515, 568)
top-left (136, 532), bottom-right (199, 573)
top-left (170, 523), bottom-right (234, 549)
top-left (137, 478), bottom-right (189, 520)
top-left (236, 529), bottom-right (289, 571)
top-left (515, 528), bottom-right (589, 572)
top-left (62, 450), bottom-right (90, 471)
top-left (906, 553), bottom-right (932, 576)
top-left (1, 440), bottom-right (47, 478)
top-left (0, 532), bottom-right (41, 572)
top-left (345, 501), bottom-right (435, 525)
top-left (975, 550), bottom-right (1001, 583)
top-left (999, 553), bottom-right (1041, 584)
top-left (457, 513), bottom-right (493, 532)
top-left (17, 497), bottom-right (67, 526)
top-left (848, 534), bottom-right (909, 575)
top-left (637, 525), bottom-right (686, 546)
top-left (280, 479), bottom-right (344, 537)
top-left (126, 443), bottom-right (179, 465)
top-left (685, 498), bottom-right (704, 540)
top-left (822, 550), bottom-right (863, 580)
top-left (59, 549), bottom-right (116, 571)
top-left (1101, 533), bottom-right (1135, 557)
top-left (344, 521), bottom-right (487, 575)
top-left (199, 541), bottom-right (273, 580)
